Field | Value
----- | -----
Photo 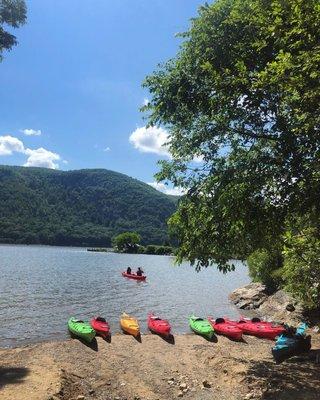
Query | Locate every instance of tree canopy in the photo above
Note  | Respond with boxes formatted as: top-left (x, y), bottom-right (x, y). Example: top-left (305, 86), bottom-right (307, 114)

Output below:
top-left (143, 0), bottom-right (320, 307)
top-left (0, 0), bottom-right (26, 61)
top-left (112, 231), bottom-right (141, 253)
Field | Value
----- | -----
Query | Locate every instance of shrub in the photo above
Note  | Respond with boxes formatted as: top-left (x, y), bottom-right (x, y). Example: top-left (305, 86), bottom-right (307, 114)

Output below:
top-left (283, 227), bottom-right (320, 310)
top-left (137, 245), bottom-right (145, 254)
top-left (155, 246), bottom-right (173, 255)
top-left (247, 249), bottom-right (283, 292)
top-left (145, 245), bottom-right (157, 254)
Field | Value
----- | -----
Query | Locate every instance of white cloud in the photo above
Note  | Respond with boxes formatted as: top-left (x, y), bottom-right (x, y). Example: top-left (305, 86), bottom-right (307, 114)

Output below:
top-left (129, 126), bottom-right (170, 157)
top-left (103, 146), bottom-right (111, 152)
top-left (20, 128), bottom-right (42, 136)
top-left (148, 181), bottom-right (186, 196)
top-left (24, 147), bottom-right (60, 169)
top-left (0, 134), bottom-right (62, 169)
top-left (0, 135), bottom-right (62, 169)
top-left (143, 98), bottom-right (149, 106)
top-left (0, 135), bottom-right (25, 155)
top-left (129, 125), bottom-right (204, 164)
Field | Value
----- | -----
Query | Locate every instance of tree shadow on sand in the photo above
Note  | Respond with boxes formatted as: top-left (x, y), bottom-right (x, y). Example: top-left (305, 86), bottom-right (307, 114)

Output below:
top-left (0, 367), bottom-right (29, 389)
top-left (246, 349), bottom-right (320, 399)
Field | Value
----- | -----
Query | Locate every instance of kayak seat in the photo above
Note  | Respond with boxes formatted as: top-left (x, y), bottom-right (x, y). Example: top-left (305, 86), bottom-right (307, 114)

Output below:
top-left (96, 317), bottom-right (106, 322)
top-left (251, 317), bottom-right (261, 323)
top-left (215, 317), bottom-right (225, 324)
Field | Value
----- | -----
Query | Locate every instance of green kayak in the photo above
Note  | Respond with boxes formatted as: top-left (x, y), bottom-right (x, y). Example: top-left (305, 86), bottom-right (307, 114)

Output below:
top-left (68, 317), bottom-right (96, 343)
top-left (189, 316), bottom-right (214, 339)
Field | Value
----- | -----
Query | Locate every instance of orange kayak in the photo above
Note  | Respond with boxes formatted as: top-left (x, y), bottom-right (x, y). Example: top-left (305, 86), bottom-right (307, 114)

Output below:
top-left (120, 313), bottom-right (140, 337)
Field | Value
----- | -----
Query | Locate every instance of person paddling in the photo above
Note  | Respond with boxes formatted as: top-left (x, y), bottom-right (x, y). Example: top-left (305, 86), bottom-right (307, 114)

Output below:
top-left (126, 266), bottom-right (132, 274)
top-left (136, 267), bottom-right (144, 276)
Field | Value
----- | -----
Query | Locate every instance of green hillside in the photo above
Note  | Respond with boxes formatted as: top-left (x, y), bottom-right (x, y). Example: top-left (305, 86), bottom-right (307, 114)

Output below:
top-left (0, 165), bottom-right (177, 247)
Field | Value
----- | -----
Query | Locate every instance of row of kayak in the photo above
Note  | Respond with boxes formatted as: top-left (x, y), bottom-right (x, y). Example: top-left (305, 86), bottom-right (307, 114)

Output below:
top-left (68, 313), bottom-right (166, 342)
top-left (191, 316), bottom-right (285, 340)
top-left (68, 314), bottom-right (287, 343)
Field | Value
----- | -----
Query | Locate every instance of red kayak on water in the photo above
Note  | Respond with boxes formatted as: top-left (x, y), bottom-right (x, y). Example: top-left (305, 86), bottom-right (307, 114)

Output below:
top-left (207, 317), bottom-right (243, 340)
top-left (122, 272), bottom-right (146, 281)
top-left (148, 313), bottom-right (171, 337)
top-left (90, 316), bottom-right (111, 338)
top-left (224, 317), bottom-right (285, 340)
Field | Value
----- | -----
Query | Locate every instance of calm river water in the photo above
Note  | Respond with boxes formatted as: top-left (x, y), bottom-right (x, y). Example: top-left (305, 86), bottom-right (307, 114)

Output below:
top-left (0, 245), bottom-right (250, 347)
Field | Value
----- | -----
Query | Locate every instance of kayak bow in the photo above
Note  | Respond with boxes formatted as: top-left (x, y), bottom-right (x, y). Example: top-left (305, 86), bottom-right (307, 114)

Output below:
top-left (90, 316), bottom-right (111, 339)
top-left (120, 312), bottom-right (140, 337)
top-left (148, 313), bottom-right (171, 337)
top-left (68, 317), bottom-right (96, 343)
top-left (189, 315), bottom-right (214, 339)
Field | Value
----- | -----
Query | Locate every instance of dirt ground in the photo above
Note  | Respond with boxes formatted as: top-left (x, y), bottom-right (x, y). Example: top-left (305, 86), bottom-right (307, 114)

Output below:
top-left (1, 333), bottom-right (319, 400)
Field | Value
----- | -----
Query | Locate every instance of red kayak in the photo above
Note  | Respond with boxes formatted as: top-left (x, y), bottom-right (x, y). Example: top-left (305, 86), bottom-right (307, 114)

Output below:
top-left (122, 272), bottom-right (146, 281)
top-left (207, 317), bottom-right (243, 340)
top-left (90, 316), bottom-right (111, 338)
top-left (225, 317), bottom-right (285, 340)
top-left (148, 313), bottom-right (171, 337)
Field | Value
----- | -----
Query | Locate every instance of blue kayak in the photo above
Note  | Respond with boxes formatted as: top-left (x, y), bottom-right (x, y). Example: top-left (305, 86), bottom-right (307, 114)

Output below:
top-left (272, 323), bottom-right (311, 363)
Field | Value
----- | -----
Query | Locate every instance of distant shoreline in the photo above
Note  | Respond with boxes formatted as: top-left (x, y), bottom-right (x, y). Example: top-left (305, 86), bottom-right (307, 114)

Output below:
top-left (0, 243), bottom-right (175, 257)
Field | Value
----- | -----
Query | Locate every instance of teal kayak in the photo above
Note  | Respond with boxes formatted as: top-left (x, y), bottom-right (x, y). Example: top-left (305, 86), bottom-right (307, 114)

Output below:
top-left (68, 317), bottom-right (96, 343)
top-left (272, 323), bottom-right (311, 363)
top-left (189, 316), bottom-right (214, 339)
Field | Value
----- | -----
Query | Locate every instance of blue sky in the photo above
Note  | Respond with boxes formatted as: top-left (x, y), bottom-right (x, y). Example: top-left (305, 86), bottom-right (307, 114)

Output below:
top-left (0, 0), bottom-right (204, 194)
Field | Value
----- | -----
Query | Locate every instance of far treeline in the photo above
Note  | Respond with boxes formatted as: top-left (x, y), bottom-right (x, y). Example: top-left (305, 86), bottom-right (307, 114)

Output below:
top-left (143, 0), bottom-right (320, 310)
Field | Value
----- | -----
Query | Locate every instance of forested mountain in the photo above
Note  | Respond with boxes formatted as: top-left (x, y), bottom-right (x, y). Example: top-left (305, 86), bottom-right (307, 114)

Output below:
top-left (0, 165), bottom-right (177, 246)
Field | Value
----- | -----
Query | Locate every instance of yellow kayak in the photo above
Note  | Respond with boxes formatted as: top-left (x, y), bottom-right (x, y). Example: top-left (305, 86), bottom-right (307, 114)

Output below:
top-left (120, 312), bottom-right (140, 337)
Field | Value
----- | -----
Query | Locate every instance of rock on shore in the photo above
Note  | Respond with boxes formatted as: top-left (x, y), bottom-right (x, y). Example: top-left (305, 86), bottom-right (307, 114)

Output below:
top-left (229, 283), bottom-right (304, 325)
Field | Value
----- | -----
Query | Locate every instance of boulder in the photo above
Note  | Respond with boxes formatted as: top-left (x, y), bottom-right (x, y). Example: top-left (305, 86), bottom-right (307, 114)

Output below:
top-left (229, 283), bottom-right (267, 310)
top-left (259, 290), bottom-right (304, 325)
top-left (230, 283), bottom-right (304, 325)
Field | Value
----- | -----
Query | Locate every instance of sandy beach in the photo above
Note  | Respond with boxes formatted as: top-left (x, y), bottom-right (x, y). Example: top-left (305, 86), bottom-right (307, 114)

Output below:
top-left (1, 333), bottom-right (319, 400)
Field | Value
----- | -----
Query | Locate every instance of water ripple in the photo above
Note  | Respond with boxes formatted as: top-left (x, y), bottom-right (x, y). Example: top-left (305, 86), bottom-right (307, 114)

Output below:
top-left (0, 244), bottom-right (250, 347)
